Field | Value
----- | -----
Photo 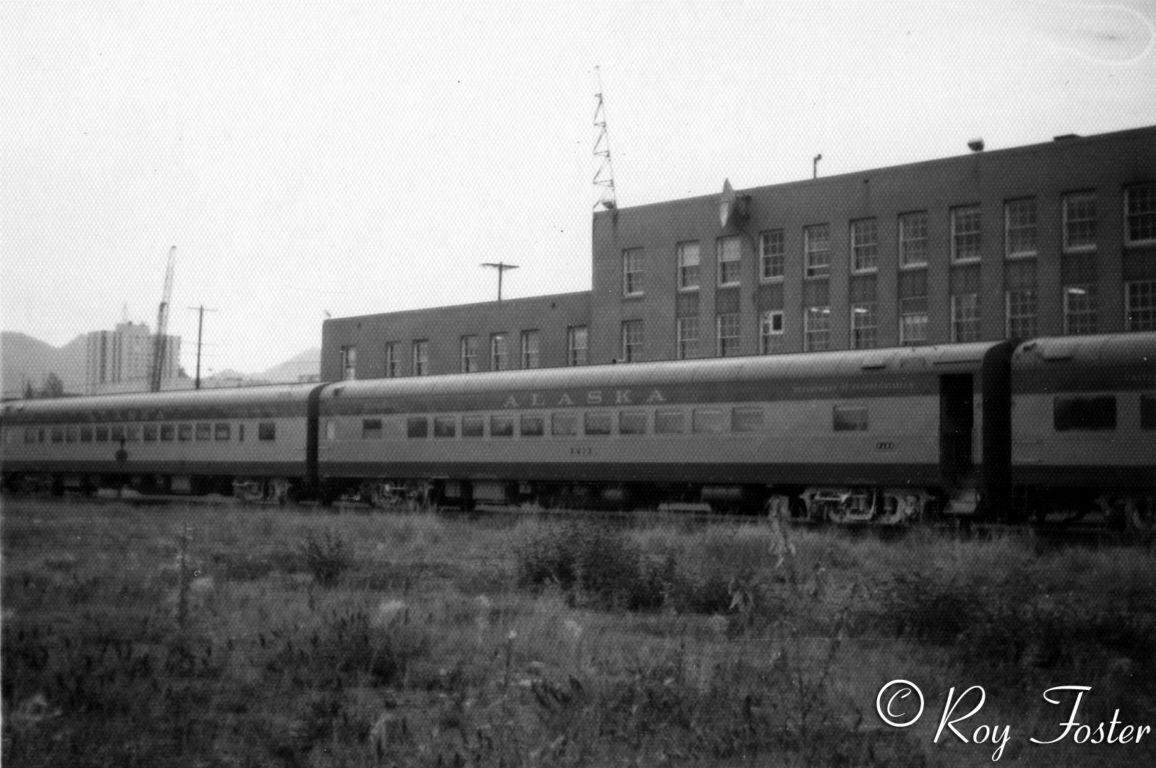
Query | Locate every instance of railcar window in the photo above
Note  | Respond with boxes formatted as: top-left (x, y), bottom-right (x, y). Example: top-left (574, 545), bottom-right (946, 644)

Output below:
top-left (732, 407), bottom-right (766, 433)
top-left (196, 423), bottom-right (212, 441)
top-left (406, 417), bottom-right (428, 439)
top-left (833, 406), bottom-right (869, 431)
top-left (490, 415), bottom-right (515, 438)
top-left (1054, 396), bottom-right (1116, 431)
top-left (363, 418), bottom-right (384, 440)
top-left (143, 424), bottom-right (158, 442)
top-left (161, 424), bottom-right (175, 441)
top-left (80, 426), bottom-right (93, 442)
top-left (25, 427), bottom-right (36, 444)
top-left (66, 426), bottom-right (78, 442)
top-left (692, 409), bottom-right (725, 434)
top-left (51, 427), bottom-right (64, 443)
top-left (434, 416), bottom-right (457, 438)
top-left (178, 424), bottom-right (193, 441)
top-left (325, 420), bottom-right (335, 441)
top-left (520, 414), bottom-right (544, 437)
top-left (258, 422), bottom-right (277, 441)
top-left (584, 411), bottom-right (611, 436)
top-left (462, 415), bottom-right (485, 437)
top-left (551, 412), bottom-right (578, 436)
top-left (619, 411), bottom-right (647, 435)
top-left (1142, 394), bottom-right (1156, 431)
top-left (214, 423), bottom-right (230, 441)
top-left (38, 427), bottom-right (46, 443)
top-left (239, 424), bottom-right (245, 442)
top-left (655, 410), bottom-right (686, 434)
top-left (111, 425), bottom-right (126, 442)
top-left (127, 425), bottom-right (142, 442)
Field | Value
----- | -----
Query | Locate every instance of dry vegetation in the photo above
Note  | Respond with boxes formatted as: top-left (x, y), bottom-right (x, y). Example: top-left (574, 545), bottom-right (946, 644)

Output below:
top-left (2, 498), bottom-right (1154, 767)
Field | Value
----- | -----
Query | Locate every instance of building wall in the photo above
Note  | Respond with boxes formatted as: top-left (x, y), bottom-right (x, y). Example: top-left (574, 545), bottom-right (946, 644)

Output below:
top-left (84, 322), bottom-right (181, 394)
top-left (320, 292), bottom-right (591, 381)
top-left (590, 126), bottom-right (1156, 363)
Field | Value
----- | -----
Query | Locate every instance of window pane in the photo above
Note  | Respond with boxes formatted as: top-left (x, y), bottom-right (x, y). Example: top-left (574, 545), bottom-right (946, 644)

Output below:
top-left (760, 230), bottom-right (784, 279)
top-left (677, 241), bottom-right (700, 290)
top-left (717, 236), bottom-right (741, 285)
top-left (692, 409), bottom-right (724, 434)
top-left (804, 224), bottom-right (831, 278)
top-left (1063, 192), bottom-right (1097, 251)
top-left (833, 406), bottom-right (869, 431)
top-left (178, 424), bottom-right (193, 441)
top-left (655, 410), bottom-right (686, 434)
top-left (952, 205), bottom-right (982, 262)
top-left (80, 426), bottom-right (93, 442)
top-left (551, 412), bottom-right (578, 436)
top-left (1054, 396), bottom-right (1116, 431)
top-left (520, 414), bottom-right (544, 437)
top-left (363, 418), bottom-right (384, 440)
top-left (434, 416), bottom-right (457, 438)
top-left (851, 218), bottom-right (878, 272)
top-left (584, 411), bottom-right (611, 436)
top-left (462, 415), bottom-right (485, 437)
top-left (1005, 198), bottom-right (1038, 257)
top-left (1141, 394), bottom-right (1156, 431)
top-left (126, 425), bottom-right (142, 442)
top-left (160, 424), bottom-right (174, 442)
top-left (732, 407), bottom-right (765, 433)
top-left (214, 423), bottom-right (231, 441)
top-left (258, 422), bottom-right (276, 441)
top-left (900, 211), bottom-right (928, 267)
top-left (490, 415), bottom-right (514, 437)
top-left (407, 417), bottom-right (429, 438)
top-left (623, 248), bottom-right (645, 295)
top-left (619, 411), bottom-right (647, 435)
top-left (196, 423), bottom-right (212, 441)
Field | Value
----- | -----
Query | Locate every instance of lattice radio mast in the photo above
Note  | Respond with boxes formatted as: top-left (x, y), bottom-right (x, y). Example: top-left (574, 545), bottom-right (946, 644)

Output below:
top-left (593, 66), bottom-right (617, 210)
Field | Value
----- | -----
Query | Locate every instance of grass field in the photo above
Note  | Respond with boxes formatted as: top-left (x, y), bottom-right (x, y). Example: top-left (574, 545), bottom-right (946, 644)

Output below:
top-left (2, 498), bottom-right (1154, 767)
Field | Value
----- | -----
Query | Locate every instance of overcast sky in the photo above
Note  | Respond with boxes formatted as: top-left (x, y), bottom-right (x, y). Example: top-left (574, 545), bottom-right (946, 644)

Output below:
top-left (3, 0), bottom-right (1155, 375)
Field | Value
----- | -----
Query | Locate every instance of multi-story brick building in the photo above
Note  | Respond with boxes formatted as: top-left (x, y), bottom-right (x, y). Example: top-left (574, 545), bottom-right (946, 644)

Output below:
top-left (322, 125), bottom-right (1156, 381)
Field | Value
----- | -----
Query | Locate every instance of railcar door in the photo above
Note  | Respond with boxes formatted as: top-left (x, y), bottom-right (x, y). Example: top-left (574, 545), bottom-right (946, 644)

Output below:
top-left (939, 374), bottom-right (974, 482)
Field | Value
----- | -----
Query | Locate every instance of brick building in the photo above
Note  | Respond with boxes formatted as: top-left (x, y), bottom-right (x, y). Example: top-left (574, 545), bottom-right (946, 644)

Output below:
top-left (322, 125), bottom-right (1156, 381)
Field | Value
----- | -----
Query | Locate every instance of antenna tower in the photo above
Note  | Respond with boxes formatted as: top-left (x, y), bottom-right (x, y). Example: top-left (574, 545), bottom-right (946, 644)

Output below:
top-left (593, 66), bottom-right (617, 210)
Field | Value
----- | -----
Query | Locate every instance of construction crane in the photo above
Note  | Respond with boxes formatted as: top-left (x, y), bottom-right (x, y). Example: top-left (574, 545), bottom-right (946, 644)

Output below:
top-left (149, 246), bottom-right (177, 393)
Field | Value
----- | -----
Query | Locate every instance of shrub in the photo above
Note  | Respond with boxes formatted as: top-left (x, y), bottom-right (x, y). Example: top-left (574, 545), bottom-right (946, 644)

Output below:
top-left (299, 528), bottom-right (351, 587)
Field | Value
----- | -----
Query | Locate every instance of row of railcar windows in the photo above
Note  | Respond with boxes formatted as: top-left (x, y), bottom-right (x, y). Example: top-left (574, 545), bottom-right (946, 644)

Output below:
top-left (339, 405), bottom-right (873, 441)
top-left (24, 422), bottom-right (277, 444)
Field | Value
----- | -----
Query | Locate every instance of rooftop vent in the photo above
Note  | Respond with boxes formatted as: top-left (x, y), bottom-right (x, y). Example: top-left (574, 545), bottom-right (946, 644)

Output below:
top-left (967, 138), bottom-right (984, 152)
top-left (1054, 133), bottom-right (1081, 141)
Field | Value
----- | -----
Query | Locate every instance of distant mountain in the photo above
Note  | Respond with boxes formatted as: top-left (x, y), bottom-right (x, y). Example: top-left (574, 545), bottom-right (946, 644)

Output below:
top-left (257, 347), bottom-right (320, 383)
top-left (1, 332), bottom-right (86, 397)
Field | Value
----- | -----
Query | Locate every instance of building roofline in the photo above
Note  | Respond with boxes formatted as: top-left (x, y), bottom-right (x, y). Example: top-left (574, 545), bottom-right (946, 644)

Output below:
top-left (595, 124), bottom-right (1156, 216)
top-left (323, 290), bottom-right (591, 325)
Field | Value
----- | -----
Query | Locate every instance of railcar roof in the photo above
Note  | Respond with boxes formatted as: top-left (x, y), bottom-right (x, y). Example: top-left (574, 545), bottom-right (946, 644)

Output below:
top-left (0, 382), bottom-right (320, 417)
top-left (321, 341), bottom-right (1003, 401)
top-left (1012, 333), bottom-right (1156, 369)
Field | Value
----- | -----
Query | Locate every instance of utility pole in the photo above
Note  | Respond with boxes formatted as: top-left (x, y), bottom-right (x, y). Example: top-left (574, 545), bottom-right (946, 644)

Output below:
top-left (481, 262), bottom-right (519, 302)
top-left (186, 305), bottom-right (218, 389)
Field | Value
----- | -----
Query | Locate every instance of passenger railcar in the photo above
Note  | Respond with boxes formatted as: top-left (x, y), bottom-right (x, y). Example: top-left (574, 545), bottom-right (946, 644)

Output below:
top-left (1, 384), bottom-right (324, 499)
top-left (316, 341), bottom-right (1014, 520)
top-left (1009, 334), bottom-right (1156, 527)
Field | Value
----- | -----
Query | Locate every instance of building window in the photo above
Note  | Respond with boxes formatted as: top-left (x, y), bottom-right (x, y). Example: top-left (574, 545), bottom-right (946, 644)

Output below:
top-left (339, 345), bottom-right (357, 380)
top-left (803, 306), bottom-right (830, 351)
top-left (760, 310), bottom-right (784, 354)
top-left (760, 230), bottom-right (785, 280)
top-left (621, 320), bottom-right (643, 362)
top-left (899, 211), bottom-right (928, 268)
top-left (899, 297), bottom-right (928, 345)
top-left (490, 333), bottom-right (509, 371)
top-left (951, 293), bottom-right (981, 342)
top-left (412, 340), bottom-right (430, 376)
top-left (567, 326), bottom-right (588, 366)
top-left (851, 302), bottom-right (877, 349)
top-left (804, 224), bottom-right (831, 278)
top-left (1063, 192), bottom-right (1097, 252)
top-left (1005, 198), bottom-right (1038, 258)
top-left (676, 241), bottom-right (700, 291)
top-left (951, 205), bottom-right (982, 263)
top-left (623, 248), bottom-right (644, 296)
top-left (676, 316), bottom-right (698, 360)
top-left (1124, 183), bottom-right (1156, 246)
top-left (1125, 280), bottom-right (1156, 331)
top-left (717, 236), bottom-right (741, 286)
top-left (1063, 285), bottom-right (1098, 335)
top-left (850, 218), bottom-right (878, 273)
top-left (385, 342), bottom-right (399, 378)
top-left (520, 330), bottom-right (540, 369)
top-left (460, 335), bottom-right (478, 373)
top-left (1006, 289), bottom-right (1038, 338)
top-left (716, 313), bottom-right (740, 357)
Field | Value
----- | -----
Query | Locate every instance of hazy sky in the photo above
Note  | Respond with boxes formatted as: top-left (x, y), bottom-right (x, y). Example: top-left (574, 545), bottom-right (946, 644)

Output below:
top-left (3, 0), bottom-right (1155, 374)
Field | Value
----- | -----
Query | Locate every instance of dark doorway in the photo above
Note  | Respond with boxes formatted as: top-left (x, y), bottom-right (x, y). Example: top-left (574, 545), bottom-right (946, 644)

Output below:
top-left (939, 374), bottom-right (974, 482)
